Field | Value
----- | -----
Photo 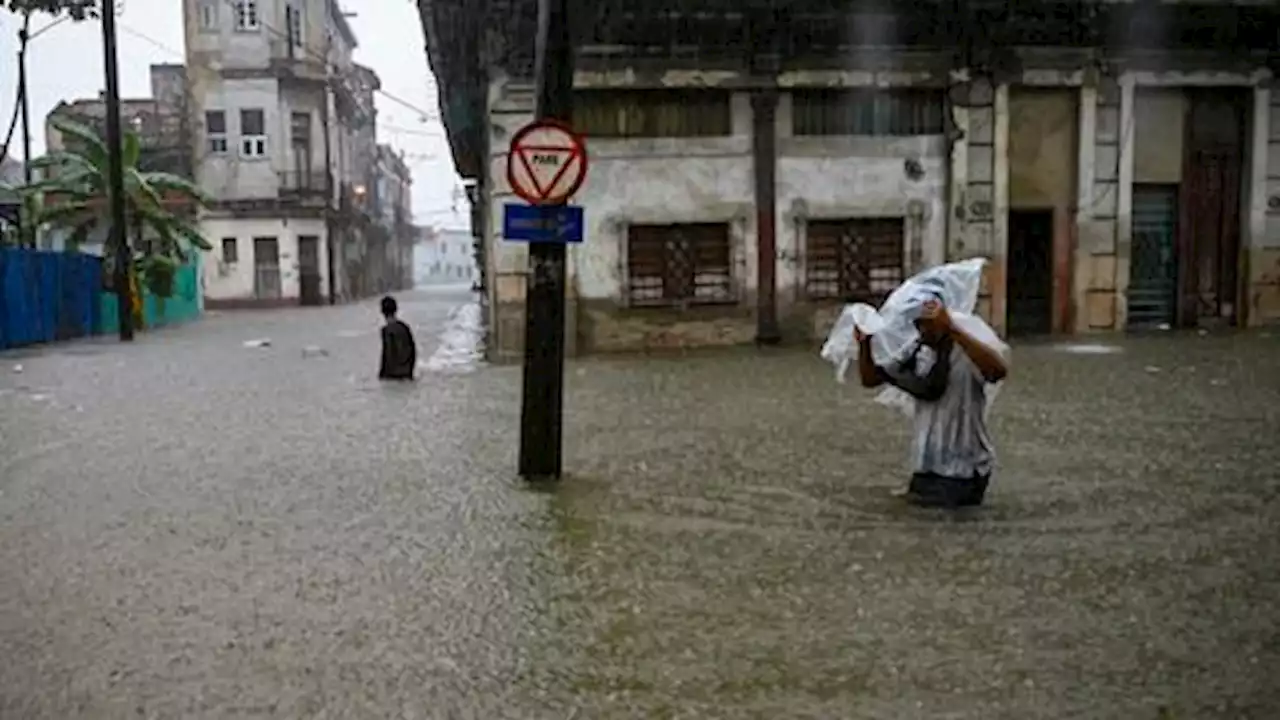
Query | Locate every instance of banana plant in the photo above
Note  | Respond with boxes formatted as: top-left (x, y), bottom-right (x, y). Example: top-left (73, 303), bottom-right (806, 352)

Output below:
top-left (24, 116), bottom-right (211, 298)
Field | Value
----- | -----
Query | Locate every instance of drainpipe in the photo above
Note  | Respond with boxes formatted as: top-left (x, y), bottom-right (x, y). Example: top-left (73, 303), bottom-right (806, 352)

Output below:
top-left (751, 89), bottom-right (781, 345)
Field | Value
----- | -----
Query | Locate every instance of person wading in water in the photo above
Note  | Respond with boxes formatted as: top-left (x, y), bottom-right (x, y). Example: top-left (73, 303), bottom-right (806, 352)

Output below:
top-left (856, 297), bottom-right (1009, 508)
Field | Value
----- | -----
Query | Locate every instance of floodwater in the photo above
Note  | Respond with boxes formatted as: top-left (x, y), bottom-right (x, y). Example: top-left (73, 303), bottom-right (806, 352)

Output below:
top-left (2, 291), bottom-right (1278, 718)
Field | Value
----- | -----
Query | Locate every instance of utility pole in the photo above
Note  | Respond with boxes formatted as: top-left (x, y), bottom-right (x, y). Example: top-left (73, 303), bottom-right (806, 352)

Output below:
top-left (101, 0), bottom-right (134, 341)
top-left (16, 14), bottom-right (32, 248)
top-left (18, 16), bottom-right (32, 187)
top-left (517, 0), bottom-right (574, 480)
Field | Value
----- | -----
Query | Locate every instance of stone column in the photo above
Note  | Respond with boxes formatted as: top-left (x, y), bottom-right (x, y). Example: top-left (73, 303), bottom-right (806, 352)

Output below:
top-left (1245, 83), bottom-right (1278, 325)
top-left (989, 82), bottom-right (1010, 336)
top-left (1074, 82), bottom-right (1098, 333)
top-left (1078, 75), bottom-right (1123, 332)
top-left (946, 75), bottom-right (970, 259)
top-left (1113, 75), bottom-right (1136, 330)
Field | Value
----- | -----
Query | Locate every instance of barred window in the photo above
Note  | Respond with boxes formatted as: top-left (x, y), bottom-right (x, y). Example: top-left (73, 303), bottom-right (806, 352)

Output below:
top-left (574, 91), bottom-right (732, 138)
top-left (805, 218), bottom-right (905, 302)
top-left (627, 223), bottom-right (734, 307)
top-left (793, 89), bottom-right (945, 136)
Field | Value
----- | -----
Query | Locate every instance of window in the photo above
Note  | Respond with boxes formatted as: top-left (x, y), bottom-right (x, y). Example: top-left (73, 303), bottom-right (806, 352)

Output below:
top-left (793, 89), bottom-right (945, 136)
top-left (805, 218), bottom-right (905, 302)
top-left (205, 110), bottom-right (228, 154)
top-left (574, 91), bottom-right (732, 138)
top-left (198, 1), bottom-right (218, 31)
top-left (239, 109), bottom-right (267, 158)
top-left (627, 223), bottom-right (734, 307)
top-left (233, 0), bottom-right (259, 31)
top-left (221, 237), bottom-right (238, 263)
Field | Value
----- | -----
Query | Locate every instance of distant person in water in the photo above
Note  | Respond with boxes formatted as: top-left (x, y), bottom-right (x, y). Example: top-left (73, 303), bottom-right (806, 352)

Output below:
top-left (378, 296), bottom-right (417, 381)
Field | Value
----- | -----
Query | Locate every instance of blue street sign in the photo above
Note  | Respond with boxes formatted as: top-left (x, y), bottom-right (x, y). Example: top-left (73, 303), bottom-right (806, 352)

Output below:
top-left (502, 203), bottom-right (584, 243)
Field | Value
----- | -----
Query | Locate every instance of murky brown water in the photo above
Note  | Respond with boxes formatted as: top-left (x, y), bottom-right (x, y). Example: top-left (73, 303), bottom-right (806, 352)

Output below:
top-left (2, 296), bottom-right (1278, 718)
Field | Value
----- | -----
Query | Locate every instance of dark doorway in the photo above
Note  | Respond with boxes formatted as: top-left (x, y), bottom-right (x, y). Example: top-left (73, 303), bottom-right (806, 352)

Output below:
top-left (1179, 90), bottom-right (1244, 327)
top-left (1129, 185), bottom-right (1179, 329)
top-left (298, 235), bottom-right (322, 306)
top-left (1007, 210), bottom-right (1054, 336)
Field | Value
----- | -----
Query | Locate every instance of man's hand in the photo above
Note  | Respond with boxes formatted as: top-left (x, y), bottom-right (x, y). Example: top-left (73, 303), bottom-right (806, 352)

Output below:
top-left (920, 299), bottom-right (952, 330)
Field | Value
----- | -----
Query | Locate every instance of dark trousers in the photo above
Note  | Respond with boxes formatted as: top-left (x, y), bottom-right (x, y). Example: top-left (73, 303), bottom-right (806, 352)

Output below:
top-left (907, 472), bottom-right (990, 508)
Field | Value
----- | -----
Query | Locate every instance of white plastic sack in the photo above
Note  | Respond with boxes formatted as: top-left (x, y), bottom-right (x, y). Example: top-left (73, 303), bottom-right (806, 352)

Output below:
top-left (820, 258), bottom-right (1009, 416)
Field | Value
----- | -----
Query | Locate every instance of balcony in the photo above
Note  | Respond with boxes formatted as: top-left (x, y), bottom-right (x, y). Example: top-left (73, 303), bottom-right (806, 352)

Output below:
top-left (278, 170), bottom-right (329, 201)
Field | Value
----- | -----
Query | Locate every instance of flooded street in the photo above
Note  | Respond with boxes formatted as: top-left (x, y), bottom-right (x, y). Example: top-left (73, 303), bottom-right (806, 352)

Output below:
top-left (2, 290), bottom-right (1278, 718)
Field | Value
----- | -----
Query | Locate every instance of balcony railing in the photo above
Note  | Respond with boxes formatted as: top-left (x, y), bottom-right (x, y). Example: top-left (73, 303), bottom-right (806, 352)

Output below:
top-left (278, 170), bottom-right (329, 198)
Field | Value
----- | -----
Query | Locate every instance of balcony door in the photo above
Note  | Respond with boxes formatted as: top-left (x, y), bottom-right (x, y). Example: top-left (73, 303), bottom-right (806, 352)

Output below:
top-left (290, 111), bottom-right (313, 191)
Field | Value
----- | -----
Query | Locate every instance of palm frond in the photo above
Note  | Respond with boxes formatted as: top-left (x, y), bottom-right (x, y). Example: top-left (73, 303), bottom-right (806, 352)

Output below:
top-left (29, 151), bottom-right (98, 174)
top-left (139, 171), bottom-right (212, 206)
top-left (122, 132), bottom-right (142, 171)
top-left (49, 116), bottom-right (110, 163)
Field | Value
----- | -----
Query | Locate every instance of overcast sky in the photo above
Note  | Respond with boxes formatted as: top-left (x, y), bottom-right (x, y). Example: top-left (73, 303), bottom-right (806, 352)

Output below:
top-left (0, 0), bottom-right (468, 230)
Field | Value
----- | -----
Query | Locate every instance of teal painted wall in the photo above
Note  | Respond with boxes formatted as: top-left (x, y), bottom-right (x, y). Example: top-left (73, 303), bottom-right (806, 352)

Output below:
top-left (99, 258), bottom-right (202, 335)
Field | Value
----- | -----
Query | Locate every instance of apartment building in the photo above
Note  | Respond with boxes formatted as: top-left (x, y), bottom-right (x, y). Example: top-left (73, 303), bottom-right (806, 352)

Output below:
top-left (183, 0), bottom-right (383, 308)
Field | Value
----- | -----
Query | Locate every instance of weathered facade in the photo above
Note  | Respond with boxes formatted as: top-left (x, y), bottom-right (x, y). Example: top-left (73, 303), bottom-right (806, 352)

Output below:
top-left (184, 0), bottom-right (392, 308)
top-left (418, 0), bottom-right (1280, 361)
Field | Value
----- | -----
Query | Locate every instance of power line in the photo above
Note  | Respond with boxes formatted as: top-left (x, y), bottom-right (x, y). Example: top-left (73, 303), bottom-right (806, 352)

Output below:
top-left (382, 123), bottom-right (445, 138)
top-left (117, 23), bottom-right (183, 57)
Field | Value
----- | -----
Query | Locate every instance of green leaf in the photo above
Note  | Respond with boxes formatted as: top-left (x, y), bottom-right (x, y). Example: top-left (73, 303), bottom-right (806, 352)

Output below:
top-left (139, 171), bottom-right (212, 205)
top-left (122, 131), bottom-right (141, 171)
top-left (49, 116), bottom-right (108, 163)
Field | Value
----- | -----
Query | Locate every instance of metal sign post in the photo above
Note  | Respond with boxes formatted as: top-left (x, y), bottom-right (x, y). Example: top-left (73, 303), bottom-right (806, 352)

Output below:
top-left (509, 0), bottom-right (584, 481)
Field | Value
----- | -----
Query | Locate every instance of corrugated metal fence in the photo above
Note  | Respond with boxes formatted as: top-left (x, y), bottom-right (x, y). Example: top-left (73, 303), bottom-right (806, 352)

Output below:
top-left (99, 258), bottom-right (202, 336)
top-left (0, 248), bottom-right (102, 350)
top-left (1, 249), bottom-right (202, 351)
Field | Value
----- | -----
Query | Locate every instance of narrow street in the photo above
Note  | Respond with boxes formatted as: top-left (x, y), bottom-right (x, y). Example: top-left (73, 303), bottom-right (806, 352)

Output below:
top-left (1, 294), bottom-right (1278, 719)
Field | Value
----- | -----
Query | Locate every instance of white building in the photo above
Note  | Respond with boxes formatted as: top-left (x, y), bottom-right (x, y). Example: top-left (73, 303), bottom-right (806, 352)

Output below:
top-left (183, 0), bottom-right (372, 308)
top-left (414, 226), bottom-right (476, 286)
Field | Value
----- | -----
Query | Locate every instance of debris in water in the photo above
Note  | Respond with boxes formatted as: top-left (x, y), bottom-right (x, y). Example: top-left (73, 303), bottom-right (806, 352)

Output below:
top-left (11, 364), bottom-right (22, 374)
top-left (1144, 365), bottom-right (1162, 373)
top-left (301, 345), bottom-right (329, 358)
top-left (243, 338), bottom-right (272, 348)
top-left (1157, 323), bottom-right (1171, 331)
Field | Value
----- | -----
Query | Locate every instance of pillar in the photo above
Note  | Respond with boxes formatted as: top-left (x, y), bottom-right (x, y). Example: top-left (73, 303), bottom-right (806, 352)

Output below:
top-left (1244, 83), bottom-right (1278, 325)
top-left (1113, 75), bottom-right (1136, 329)
top-left (751, 90), bottom-right (781, 344)
top-left (1074, 83), bottom-right (1098, 333)
top-left (990, 82), bottom-right (1010, 336)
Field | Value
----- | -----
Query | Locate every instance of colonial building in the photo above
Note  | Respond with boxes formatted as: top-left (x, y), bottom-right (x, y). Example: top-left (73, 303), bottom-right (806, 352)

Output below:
top-left (366, 144), bottom-right (415, 294)
top-left (183, 0), bottom-right (383, 308)
top-left (419, 0), bottom-right (1280, 361)
top-left (42, 64), bottom-right (195, 253)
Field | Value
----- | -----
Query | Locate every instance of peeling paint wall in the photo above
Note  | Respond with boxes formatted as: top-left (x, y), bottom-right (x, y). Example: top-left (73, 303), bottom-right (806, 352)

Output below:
top-left (484, 76), bottom-right (948, 360)
top-left (777, 91), bottom-right (947, 339)
top-left (481, 62), bottom-right (1279, 360)
top-left (1247, 84), bottom-right (1280, 324)
top-left (1134, 89), bottom-right (1186, 184)
top-left (1009, 90), bottom-right (1078, 210)
top-left (1008, 89), bottom-right (1078, 332)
